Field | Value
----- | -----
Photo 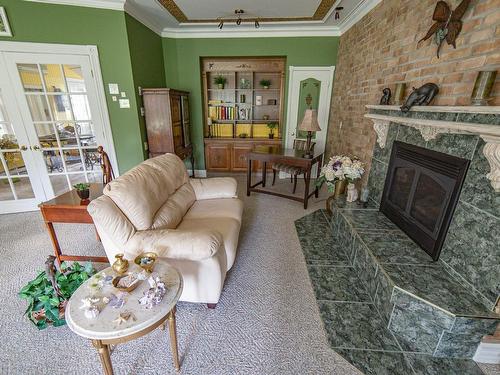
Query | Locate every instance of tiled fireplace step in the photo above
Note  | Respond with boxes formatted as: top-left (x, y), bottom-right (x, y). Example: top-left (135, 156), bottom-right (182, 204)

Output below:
top-left (329, 205), bottom-right (499, 359)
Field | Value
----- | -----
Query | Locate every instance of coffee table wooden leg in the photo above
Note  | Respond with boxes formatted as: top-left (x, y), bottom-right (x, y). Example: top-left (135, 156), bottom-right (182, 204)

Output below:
top-left (92, 340), bottom-right (114, 375)
top-left (167, 306), bottom-right (180, 371)
top-left (45, 221), bottom-right (63, 265)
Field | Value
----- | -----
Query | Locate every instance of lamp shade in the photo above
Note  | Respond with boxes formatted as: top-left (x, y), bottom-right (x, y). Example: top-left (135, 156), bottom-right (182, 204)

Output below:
top-left (298, 109), bottom-right (321, 132)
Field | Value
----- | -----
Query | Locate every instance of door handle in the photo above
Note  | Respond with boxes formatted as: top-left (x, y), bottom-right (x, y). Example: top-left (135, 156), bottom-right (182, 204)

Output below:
top-left (32, 145), bottom-right (41, 151)
top-left (20, 145), bottom-right (28, 151)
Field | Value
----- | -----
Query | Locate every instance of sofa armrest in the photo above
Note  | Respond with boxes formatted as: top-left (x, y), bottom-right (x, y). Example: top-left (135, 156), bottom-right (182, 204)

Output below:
top-left (189, 177), bottom-right (238, 200)
top-left (124, 228), bottom-right (222, 262)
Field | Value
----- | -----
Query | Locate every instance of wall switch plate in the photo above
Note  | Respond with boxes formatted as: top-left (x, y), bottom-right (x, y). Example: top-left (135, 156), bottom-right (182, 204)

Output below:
top-left (108, 83), bottom-right (119, 95)
top-left (138, 86), bottom-right (143, 96)
top-left (120, 92), bottom-right (126, 98)
top-left (119, 99), bottom-right (130, 109)
top-left (111, 96), bottom-right (117, 102)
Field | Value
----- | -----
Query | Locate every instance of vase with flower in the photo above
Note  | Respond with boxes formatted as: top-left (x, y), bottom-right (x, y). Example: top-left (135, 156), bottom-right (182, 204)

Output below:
top-left (316, 155), bottom-right (365, 213)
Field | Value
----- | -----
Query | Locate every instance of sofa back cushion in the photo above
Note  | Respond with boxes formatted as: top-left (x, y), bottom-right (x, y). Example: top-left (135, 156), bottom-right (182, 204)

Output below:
top-left (103, 153), bottom-right (194, 230)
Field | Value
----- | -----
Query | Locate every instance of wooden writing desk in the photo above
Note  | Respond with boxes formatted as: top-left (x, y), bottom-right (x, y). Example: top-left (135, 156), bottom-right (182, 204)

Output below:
top-left (39, 183), bottom-right (108, 265)
top-left (246, 146), bottom-right (323, 209)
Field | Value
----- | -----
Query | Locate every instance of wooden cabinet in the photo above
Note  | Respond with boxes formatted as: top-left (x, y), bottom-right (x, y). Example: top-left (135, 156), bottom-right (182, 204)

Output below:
top-left (142, 88), bottom-right (194, 174)
top-left (205, 139), bottom-right (280, 172)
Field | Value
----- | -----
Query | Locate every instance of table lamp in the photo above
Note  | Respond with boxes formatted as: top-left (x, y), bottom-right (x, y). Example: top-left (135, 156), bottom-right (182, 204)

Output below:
top-left (298, 109), bottom-right (321, 158)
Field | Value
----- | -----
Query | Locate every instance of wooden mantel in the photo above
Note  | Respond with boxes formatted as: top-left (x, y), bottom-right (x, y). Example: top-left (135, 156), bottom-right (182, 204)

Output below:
top-left (364, 105), bottom-right (500, 192)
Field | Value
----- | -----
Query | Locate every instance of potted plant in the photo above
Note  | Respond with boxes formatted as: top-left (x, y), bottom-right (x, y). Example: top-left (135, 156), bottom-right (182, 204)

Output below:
top-left (73, 183), bottom-right (90, 200)
top-left (267, 122), bottom-right (278, 139)
top-left (260, 79), bottom-right (271, 89)
top-left (214, 75), bottom-right (227, 89)
top-left (18, 260), bottom-right (95, 329)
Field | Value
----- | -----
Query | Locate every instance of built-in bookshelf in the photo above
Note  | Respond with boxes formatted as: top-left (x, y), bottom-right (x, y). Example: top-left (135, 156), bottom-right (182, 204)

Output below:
top-left (202, 57), bottom-right (285, 140)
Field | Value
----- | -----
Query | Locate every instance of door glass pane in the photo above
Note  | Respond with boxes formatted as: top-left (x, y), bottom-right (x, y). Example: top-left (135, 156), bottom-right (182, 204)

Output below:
top-left (48, 95), bottom-right (72, 121)
top-left (64, 65), bottom-right (86, 93)
top-left (12, 177), bottom-right (35, 199)
top-left (56, 122), bottom-right (78, 146)
top-left (49, 175), bottom-right (70, 196)
top-left (1, 152), bottom-right (28, 176)
top-left (63, 149), bottom-right (84, 172)
top-left (88, 171), bottom-right (103, 183)
top-left (35, 123), bottom-right (57, 148)
top-left (68, 173), bottom-right (87, 186)
top-left (0, 179), bottom-right (15, 201)
top-left (296, 78), bottom-right (321, 139)
top-left (41, 64), bottom-right (67, 92)
top-left (26, 95), bottom-right (51, 121)
top-left (83, 148), bottom-right (101, 172)
top-left (70, 95), bottom-right (91, 120)
top-left (43, 150), bottom-right (65, 173)
top-left (77, 122), bottom-right (96, 147)
top-left (0, 124), bottom-right (19, 149)
top-left (18, 64), bottom-right (43, 92)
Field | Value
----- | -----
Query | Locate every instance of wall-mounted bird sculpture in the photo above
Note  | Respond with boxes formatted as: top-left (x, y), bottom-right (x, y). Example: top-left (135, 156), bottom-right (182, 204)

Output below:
top-left (418, 0), bottom-right (472, 58)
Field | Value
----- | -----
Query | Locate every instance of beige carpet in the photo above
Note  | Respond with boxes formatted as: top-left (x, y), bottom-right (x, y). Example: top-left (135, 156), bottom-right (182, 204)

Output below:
top-left (0, 174), bottom-right (365, 375)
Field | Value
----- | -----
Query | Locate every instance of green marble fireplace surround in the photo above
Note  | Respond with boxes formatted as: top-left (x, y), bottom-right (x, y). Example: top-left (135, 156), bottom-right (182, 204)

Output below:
top-left (295, 107), bottom-right (499, 374)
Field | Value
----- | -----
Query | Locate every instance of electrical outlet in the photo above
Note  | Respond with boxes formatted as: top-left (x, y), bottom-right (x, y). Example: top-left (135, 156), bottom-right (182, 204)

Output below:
top-left (143, 141), bottom-right (149, 151)
top-left (140, 107), bottom-right (145, 117)
top-left (138, 86), bottom-right (143, 96)
top-left (339, 121), bottom-right (343, 129)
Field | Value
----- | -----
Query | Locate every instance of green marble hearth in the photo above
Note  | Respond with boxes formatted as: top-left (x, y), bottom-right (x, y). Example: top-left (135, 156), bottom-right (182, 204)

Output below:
top-left (295, 208), bottom-right (497, 375)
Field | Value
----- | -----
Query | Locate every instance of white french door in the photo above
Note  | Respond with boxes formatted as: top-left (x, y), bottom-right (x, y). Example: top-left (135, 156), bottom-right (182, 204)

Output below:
top-left (0, 43), bottom-right (116, 214)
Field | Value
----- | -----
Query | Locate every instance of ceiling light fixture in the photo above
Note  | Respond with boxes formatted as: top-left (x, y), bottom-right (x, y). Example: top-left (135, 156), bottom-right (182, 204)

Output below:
top-left (334, 6), bottom-right (344, 20)
top-left (216, 9), bottom-right (261, 29)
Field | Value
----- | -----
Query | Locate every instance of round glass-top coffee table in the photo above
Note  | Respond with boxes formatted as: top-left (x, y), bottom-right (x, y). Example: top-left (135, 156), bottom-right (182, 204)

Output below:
top-left (66, 260), bottom-right (183, 374)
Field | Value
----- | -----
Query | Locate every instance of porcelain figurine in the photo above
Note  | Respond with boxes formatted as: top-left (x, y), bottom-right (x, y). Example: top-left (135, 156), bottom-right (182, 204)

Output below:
top-left (346, 183), bottom-right (359, 202)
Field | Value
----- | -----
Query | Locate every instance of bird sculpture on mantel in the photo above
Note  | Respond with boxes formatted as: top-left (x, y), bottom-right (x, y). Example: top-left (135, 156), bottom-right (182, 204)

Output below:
top-left (418, 0), bottom-right (472, 58)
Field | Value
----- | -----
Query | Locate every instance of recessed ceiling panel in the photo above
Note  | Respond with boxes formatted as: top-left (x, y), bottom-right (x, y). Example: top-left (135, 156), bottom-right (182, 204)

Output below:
top-left (158, 0), bottom-right (335, 23)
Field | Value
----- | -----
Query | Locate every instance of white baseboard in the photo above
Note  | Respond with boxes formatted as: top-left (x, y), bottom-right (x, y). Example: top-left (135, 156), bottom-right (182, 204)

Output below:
top-left (474, 342), bottom-right (500, 364)
top-left (189, 170), bottom-right (207, 178)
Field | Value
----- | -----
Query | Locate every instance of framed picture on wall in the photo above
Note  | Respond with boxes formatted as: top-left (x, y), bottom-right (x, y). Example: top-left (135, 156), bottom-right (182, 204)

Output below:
top-left (0, 7), bottom-right (12, 37)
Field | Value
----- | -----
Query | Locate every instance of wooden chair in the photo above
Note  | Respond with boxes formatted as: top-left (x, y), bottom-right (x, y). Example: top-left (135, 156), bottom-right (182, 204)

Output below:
top-left (271, 139), bottom-right (316, 194)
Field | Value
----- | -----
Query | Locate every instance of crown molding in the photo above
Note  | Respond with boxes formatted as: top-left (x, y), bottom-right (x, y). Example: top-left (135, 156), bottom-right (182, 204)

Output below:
top-left (338, 0), bottom-right (382, 34)
top-left (161, 26), bottom-right (341, 39)
top-left (124, 1), bottom-right (163, 36)
top-left (24, 0), bottom-right (125, 10)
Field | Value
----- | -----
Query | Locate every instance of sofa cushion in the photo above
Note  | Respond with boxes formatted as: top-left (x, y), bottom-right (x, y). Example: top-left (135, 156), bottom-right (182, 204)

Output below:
top-left (103, 154), bottom-right (191, 230)
top-left (184, 198), bottom-right (243, 224)
top-left (152, 184), bottom-right (196, 229)
top-left (190, 177), bottom-right (238, 200)
top-left (177, 215), bottom-right (241, 270)
top-left (125, 228), bottom-right (222, 261)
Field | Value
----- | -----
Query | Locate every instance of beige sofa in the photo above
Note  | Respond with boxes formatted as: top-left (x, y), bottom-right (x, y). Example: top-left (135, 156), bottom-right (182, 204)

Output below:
top-left (87, 153), bottom-right (243, 307)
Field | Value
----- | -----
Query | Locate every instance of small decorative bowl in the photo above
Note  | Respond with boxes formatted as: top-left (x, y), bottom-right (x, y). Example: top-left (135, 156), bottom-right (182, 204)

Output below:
top-left (134, 252), bottom-right (157, 273)
top-left (112, 274), bottom-right (141, 293)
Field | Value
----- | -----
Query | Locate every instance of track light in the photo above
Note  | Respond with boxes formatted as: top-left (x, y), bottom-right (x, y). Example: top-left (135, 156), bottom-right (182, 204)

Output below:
top-left (255, 20), bottom-right (260, 29)
top-left (334, 7), bottom-right (344, 20)
top-left (218, 20), bottom-right (224, 29)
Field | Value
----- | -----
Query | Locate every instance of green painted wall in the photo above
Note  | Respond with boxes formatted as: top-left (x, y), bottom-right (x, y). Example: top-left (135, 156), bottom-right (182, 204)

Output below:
top-left (0, 1), bottom-right (147, 173)
top-left (162, 37), bottom-right (339, 169)
top-left (125, 14), bottom-right (166, 160)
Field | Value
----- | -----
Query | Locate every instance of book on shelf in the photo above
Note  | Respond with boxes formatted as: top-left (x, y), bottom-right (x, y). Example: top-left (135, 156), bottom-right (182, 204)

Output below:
top-left (209, 105), bottom-right (235, 121)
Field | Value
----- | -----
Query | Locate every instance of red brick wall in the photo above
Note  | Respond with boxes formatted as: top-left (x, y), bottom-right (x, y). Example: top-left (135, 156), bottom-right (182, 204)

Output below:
top-left (326, 0), bottom-right (500, 180)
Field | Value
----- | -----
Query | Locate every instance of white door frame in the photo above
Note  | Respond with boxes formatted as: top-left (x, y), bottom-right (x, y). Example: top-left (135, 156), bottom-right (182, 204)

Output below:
top-left (0, 41), bottom-right (119, 176)
top-left (285, 66), bottom-right (335, 152)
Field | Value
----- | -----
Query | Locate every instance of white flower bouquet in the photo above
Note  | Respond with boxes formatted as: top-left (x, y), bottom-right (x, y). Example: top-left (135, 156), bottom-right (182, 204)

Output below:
top-left (316, 155), bottom-right (365, 192)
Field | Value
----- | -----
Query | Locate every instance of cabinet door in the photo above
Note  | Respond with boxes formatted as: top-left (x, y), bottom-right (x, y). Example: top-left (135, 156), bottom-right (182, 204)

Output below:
top-left (232, 145), bottom-right (253, 171)
top-left (170, 95), bottom-right (183, 150)
top-left (206, 143), bottom-right (231, 171)
top-left (181, 95), bottom-right (191, 147)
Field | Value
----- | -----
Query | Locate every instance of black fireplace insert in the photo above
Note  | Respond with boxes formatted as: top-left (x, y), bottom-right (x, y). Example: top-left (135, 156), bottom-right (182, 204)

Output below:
top-left (380, 141), bottom-right (469, 260)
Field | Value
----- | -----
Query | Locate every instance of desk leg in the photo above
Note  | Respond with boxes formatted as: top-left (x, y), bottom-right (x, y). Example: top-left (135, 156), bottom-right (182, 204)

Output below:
top-left (191, 152), bottom-right (195, 178)
top-left (92, 340), bottom-right (114, 375)
top-left (262, 162), bottom-right (267, 187)
top-left (304, 168), bottom-right (311, 210)
top-left (315, 155), bottom-right (323, 198)
top-left (247, 159), bottom-right (252, 196)
top-left (167, 306), bottom-right (181, 372)
top-left (45, 221), bottom-right (63, 265)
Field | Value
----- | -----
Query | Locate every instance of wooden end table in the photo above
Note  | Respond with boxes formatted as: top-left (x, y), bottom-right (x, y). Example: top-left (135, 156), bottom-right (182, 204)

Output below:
top-left (38, 183), bottom-right (108, 265)
top-left (246, 146), bottom-right (323, 209)
top-left (66, 260), bottom-right (183, 374)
